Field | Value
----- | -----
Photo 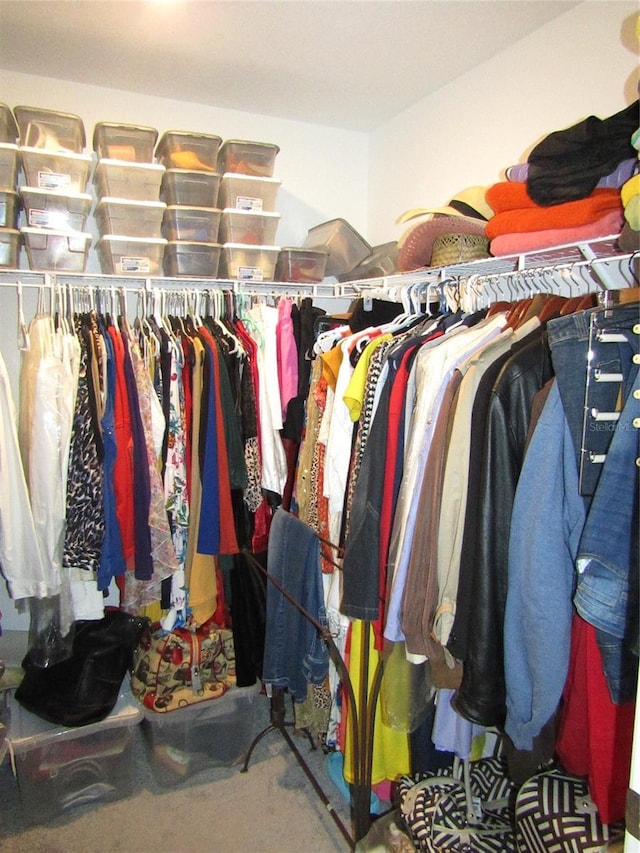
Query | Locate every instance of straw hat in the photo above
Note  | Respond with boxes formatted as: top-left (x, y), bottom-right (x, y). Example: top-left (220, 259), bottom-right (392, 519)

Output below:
top-left (397, 186), bottom-right (492, 272)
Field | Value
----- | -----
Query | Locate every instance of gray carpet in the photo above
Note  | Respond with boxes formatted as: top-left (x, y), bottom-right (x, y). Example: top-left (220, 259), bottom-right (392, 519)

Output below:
top-left (0, 632), bottom-right (382, 852)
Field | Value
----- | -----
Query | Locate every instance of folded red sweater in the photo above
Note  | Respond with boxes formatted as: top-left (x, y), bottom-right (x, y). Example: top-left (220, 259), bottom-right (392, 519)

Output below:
top-left (486, 181), bottom-right (621, 213)
top-left (486, 186), bottom-right (622, 239)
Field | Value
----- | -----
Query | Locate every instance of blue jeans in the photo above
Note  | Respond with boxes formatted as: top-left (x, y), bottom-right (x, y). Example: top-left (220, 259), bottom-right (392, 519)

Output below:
top-left (262, 508), bottom-right (329, 701)
top-left (547, 304), bottom-right (640, 703)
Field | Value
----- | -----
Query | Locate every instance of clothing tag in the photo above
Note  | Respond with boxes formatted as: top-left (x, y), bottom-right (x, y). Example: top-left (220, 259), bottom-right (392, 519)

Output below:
top-left (191, 664), bottom-right (202, 694)
top-left (363, 294), bottom-right (372, 312)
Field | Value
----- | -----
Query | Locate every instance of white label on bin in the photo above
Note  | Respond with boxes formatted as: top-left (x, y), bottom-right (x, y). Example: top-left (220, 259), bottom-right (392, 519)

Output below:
top-left (28, 208), bottom-right (55, 228)
top-left (235, 195), bottom-right (263, 212)
top-left (37, 170), bottom-right (71, 190)
top-left (237, 266), bottom-right (264, 281)
top-left (120, 256), bottom-right (151, 273)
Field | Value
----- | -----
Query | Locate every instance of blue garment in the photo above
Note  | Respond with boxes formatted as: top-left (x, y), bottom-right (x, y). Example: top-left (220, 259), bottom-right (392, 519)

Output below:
top-left (504, 380), bottom-right (585, 751)
top-left (262, 508), bottom-right (329, 702)
top-left (98, 329), bottom-right (126, 591)
top-left (548, 303), bottom-right (640, 702)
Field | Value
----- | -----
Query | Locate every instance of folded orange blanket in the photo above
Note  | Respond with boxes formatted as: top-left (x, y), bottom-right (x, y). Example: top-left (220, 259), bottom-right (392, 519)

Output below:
top-left (489, 210), bottom-right (624, 256)
top-left (486, 181), bottom-right (621, 213)
top-left (486, 192), bottom-right (622, 239)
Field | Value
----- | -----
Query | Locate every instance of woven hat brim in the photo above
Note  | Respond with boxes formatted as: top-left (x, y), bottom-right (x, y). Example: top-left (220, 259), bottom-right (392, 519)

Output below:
top-left (398, 214), bottom-right (487, 272)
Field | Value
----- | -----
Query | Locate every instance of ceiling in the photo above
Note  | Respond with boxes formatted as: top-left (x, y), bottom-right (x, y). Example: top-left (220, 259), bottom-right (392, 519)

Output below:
top-left (0, 0), bottom-right (581, 132)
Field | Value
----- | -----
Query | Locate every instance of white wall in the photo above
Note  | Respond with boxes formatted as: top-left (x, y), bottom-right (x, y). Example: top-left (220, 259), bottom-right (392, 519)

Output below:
top-left (367, 0), bottom-right (640, 244)
top-left (0, 68), bottom-right (370, 272)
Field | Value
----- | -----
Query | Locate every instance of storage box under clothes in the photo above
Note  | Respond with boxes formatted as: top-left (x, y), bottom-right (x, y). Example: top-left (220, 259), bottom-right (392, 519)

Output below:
top-left (220, 243), bottom-right (279, 281)
top-left (160, 168), bottom-right (221, 208)
top-left (0, 228), bottom-right (21, 268)
top-left (22, 227), bottom-right (91, 272)
top-left (219, 208), bottom-right (280, 245)
top-left (96, 234), bottom-right (167, 276)
top-left (20, 186), bottom-right (91, 232)
top-left (92, 121), bottom-right (158, 163)
top-left (155, 130), bottom-right (222, 172)
top-left (93, 159), bottom-right (165, 202)
top-left (218, 173), bottom-right (280, 213)
top-left (161, 205), bottom-right (221, 242)
top-left (20, 147), bottom-right (93, 194)
top-left (94, 196), bottom-right (166, 239)
top-left (163, 241), bottom-right (221, 278)
top-left (140, 684), bottom-right (259, 786)
top-left (5, 690), bottom-right (142, 824)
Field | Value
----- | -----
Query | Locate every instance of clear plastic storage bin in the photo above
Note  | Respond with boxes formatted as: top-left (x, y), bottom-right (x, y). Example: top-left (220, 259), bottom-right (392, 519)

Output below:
top-left (0, 102), bottom-right (19, 144)
top-left (5, 690), bottom-right (142, 824)
top-left (219, 209), bottom-right (280, 245)
top-left (93, 122), bottom-right (158, 163)
top-left (93, 159), bottom-right (165, 202)
top-left (217, 139), bottom-right (279, 177)
top-left (160, 169), bottom-right (221, 208)
top-left (94, 197), bottom-right (166, 239)
top-left (163, 241), bottom-right (222, 278)
top-left (96, 235), bottom-right (167, 276)
top-left (218, 173), bottom-right (280, 212)
top-left (220, 243), bottom-right (279, 281)
top-left (0, 228), bottom-right (21, 268)
top-left (155, 130), bottom-right (222, 172)
top-left (14, 106), bottom-right (86, 153)
top-left (22, 227), bottom-right (91, 271)
top-left (161, 205), bottom-right (221, 243)
top-left (0, 143), bottom-right (19, 188)
top-left (0, 189), bottom-right (19, 229)
top-left (302, 217), bottom-right (371, 277)
top-left (20, 148), bottom-right (93, 193)
top-left (340, 241), bottom-right (399, 281)
top-left (20, 187), bottom-right (91, 231)
top-left (275, 247), bottom-right (329, 283)
top-left (141, 684), bottom-right (259, 786)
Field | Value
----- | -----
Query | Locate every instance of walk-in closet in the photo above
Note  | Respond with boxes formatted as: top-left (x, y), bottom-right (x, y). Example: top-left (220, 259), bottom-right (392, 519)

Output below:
top-left (0, 2), bottom-right (638, 852)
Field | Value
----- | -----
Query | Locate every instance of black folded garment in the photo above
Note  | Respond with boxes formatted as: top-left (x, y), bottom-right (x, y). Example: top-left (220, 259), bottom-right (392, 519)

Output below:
top-left (526, 100), bottom-right (639, 206)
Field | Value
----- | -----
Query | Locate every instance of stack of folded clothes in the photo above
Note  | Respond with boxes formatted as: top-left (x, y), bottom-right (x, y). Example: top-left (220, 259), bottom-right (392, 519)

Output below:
top-left (618, 126), bottom-right (640, 254)
top-left (486, 99), bottom-right (638, 256)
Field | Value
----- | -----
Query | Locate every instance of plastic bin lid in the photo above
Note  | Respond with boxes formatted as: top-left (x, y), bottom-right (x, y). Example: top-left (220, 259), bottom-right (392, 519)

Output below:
top-left (14, 105), bottom-right (87, 149)
top-left (6, 689), bottom-right (142, 752)
top-left (221, 172), bottom-right (281, 185)
top-left (279, 246), bottom-right (329, 255)
top-left (97, 234), bottom-right (167, 245)
top-left (165, 205), bottom-right (221, 214)
top-left (95, 158), bottom-right (165, 171)
top-left (21, 226), bottom-right (91, 239)
top-left (223, 242), bottom-right (280, 251)
top-left (222, 208), bottom-right (280, 218)
top-left (156, 129), bottom-right (222, 147)
top-left (20, 146), bottom-right (92, 163)
top-left (166, 240), bottom-right (222, 249)
top-left (92, 122), bottom-right (158, 149)
top-left (219, 139), bottom-right (280, 154)
top-left (96, 196), bottom-right (167, 209)
top-left (0, 102), bottom-right (19, 142)
top-left (163, 168), bottom-right (221, 178)
top-left (19, 186), bottom-right (92, 201)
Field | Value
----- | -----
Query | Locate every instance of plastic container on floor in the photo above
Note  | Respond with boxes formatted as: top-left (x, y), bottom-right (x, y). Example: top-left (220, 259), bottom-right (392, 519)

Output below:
top-left (5, 690), bottom-right (142, 824)
top-left (141, 684), bottom-right (260, 786)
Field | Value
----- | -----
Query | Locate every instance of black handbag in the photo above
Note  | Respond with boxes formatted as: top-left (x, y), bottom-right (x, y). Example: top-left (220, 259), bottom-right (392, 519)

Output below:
top-left (15, 609), bottom-right (150, 727)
